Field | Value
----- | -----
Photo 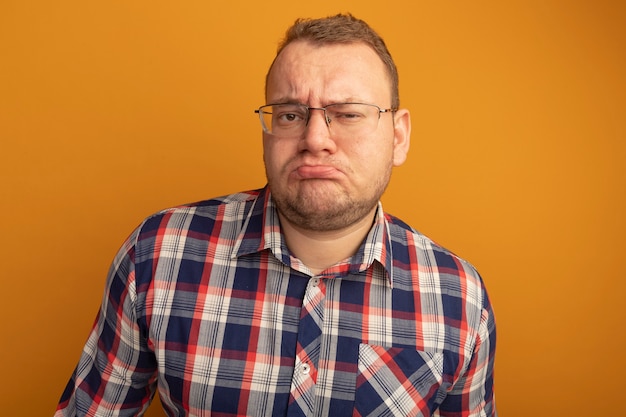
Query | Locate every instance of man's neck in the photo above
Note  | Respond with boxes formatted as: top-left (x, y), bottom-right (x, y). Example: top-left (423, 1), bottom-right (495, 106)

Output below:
top-left (278, 207), bottom-right (377, 276)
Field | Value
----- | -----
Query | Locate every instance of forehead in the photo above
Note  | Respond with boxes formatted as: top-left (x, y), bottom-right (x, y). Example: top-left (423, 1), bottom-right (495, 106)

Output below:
top-left (266, 41), bottom-right (391, 104)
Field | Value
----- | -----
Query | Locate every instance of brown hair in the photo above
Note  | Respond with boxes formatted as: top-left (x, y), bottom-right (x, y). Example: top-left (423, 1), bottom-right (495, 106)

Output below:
top-left (267, 13), bottom-right (400, 109)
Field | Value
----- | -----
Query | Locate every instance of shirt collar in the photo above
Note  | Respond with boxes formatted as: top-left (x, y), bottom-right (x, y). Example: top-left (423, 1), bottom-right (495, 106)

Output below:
top-left (233, 185), bottom-right (394, 287)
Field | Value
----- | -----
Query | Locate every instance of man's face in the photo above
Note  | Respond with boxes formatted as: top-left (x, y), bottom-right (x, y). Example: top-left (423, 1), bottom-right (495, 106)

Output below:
top-left (263, 40), bottom-right (410, 232)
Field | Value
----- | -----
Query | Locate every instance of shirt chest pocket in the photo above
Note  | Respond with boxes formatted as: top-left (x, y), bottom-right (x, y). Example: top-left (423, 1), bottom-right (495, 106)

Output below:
top-left (355, 344), bottom-right (445, 417)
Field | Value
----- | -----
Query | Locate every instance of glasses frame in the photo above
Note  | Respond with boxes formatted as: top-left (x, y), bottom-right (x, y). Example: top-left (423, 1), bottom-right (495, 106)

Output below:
top-left (254, 102), bottom-right (395, 136)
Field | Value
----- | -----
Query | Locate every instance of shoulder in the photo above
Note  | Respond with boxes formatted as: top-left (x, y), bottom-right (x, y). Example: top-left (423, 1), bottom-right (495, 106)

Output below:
top-left (137, 188), bottom-right (262, 233)
top-left (151, 188), bottom-right (262, 219)
top-left (384, 212), bottom-right (485, 294)
top-left (384, 213), bottom-right (469, 261)
top-left (113, 188), bottom-right (265, 259)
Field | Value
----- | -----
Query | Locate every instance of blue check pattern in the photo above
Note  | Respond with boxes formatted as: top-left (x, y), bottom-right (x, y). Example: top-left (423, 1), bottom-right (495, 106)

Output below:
top-left (56, 186), bottom-right (496, 416)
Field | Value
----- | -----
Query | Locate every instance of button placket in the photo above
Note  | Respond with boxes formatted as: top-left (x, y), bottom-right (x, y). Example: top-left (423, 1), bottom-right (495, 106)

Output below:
top-left (287, 276), bottom-right (326, 416)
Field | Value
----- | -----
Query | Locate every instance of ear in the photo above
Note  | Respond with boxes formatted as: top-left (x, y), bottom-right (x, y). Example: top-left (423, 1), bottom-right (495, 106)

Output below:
top-left (392, 108), bottom-right (411, 166)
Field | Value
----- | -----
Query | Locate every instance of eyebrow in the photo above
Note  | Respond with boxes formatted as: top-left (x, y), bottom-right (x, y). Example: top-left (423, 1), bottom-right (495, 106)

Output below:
top-left (268, 98), bottom-right (304, 105)
top-left (268, 97), bottom-right (370, 106)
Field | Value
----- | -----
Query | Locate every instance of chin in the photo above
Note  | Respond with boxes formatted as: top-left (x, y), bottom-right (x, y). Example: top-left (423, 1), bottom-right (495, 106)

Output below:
top-left (274, 185), bottom-right (379, 232)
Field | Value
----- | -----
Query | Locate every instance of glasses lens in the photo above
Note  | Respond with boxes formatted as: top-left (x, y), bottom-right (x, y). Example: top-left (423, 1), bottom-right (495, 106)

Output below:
top-left (260, 104), bottom-right (307, 136)
top-left (325, 103), bottom-right (380, 130)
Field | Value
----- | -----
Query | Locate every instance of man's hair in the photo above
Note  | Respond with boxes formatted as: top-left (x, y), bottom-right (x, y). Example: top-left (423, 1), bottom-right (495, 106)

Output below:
top-left (267, 13), bottom-right (400, 109)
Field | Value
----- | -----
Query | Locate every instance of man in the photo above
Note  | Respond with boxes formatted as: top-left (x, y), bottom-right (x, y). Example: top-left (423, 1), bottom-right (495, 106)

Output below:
top-left (56, 14), bottom-right (496, 417)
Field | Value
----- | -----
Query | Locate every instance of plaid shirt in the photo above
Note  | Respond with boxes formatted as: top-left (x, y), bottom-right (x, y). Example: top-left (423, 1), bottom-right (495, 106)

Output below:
top-left (56, 186), bottom-right (496, 417)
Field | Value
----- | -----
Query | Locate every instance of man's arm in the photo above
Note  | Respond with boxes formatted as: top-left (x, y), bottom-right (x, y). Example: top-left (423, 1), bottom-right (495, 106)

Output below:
top-left (55, 227), bottom-right (158, 416)
top-left (439, 290), bottom-right (497, 417)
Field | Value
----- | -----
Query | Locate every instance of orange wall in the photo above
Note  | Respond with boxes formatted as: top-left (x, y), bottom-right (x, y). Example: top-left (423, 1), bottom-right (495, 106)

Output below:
top-left (1, 1), bottom-right (624, 415)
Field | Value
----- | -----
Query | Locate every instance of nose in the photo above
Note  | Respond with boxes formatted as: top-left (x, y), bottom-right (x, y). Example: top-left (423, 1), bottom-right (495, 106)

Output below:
top-left (299, 109), bottom-right (337, 154)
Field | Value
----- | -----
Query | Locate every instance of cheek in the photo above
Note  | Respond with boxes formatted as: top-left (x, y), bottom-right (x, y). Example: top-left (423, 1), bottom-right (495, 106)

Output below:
top-left (263, 139), bottom-right (291, 176)
top-left (349, 140), bottom-right (394, 171)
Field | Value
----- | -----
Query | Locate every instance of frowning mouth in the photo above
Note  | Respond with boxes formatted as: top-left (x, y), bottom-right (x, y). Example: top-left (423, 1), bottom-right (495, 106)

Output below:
top-left (294, 165), bottom-right (343, 180)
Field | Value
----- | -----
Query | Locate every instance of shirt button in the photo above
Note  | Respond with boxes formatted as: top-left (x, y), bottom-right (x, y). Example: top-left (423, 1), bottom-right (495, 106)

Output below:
top-left (301, 363), bottom-right (311, 375)
top-left (310, 278), bottom-right (320, 287)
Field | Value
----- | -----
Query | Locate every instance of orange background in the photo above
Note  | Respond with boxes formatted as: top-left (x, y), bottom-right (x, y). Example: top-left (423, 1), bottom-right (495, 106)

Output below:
top-left (1, 1), bottom-right (624, 415)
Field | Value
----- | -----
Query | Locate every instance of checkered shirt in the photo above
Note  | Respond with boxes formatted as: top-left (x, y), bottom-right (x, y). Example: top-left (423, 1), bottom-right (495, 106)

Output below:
top-left (56, 186), bottom-right (496, 416)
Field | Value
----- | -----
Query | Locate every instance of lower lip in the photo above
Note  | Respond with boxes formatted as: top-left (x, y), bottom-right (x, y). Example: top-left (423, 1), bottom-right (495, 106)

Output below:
top-left (295, 165), bottom-right (341, 179)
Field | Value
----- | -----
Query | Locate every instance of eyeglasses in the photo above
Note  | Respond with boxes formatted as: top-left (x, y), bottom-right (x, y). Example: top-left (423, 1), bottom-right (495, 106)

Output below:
top-left (254, 103), bottom-right (394, 137)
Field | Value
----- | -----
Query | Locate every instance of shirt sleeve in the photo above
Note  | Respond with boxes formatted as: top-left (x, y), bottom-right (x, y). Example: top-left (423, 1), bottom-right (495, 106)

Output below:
top-left (55, 226), bottom-right (158, 416)
top-left (439, 287), bottom-right (497, 417)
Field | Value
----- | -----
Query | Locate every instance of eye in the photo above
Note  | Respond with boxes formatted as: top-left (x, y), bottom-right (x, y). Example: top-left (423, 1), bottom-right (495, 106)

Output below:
top-left (327, 104), bottom-right (368, 124)
top-left (338, 112), bottom-right (362, 120)
top-left (274, 105), bottom-right (307, 125)
top-left (278, 113), bottom-right (300, 122)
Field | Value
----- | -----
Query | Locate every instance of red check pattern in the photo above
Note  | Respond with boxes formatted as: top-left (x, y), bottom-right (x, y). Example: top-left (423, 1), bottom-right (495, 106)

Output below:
top-left (56, 186), bottom-right (496, 416)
